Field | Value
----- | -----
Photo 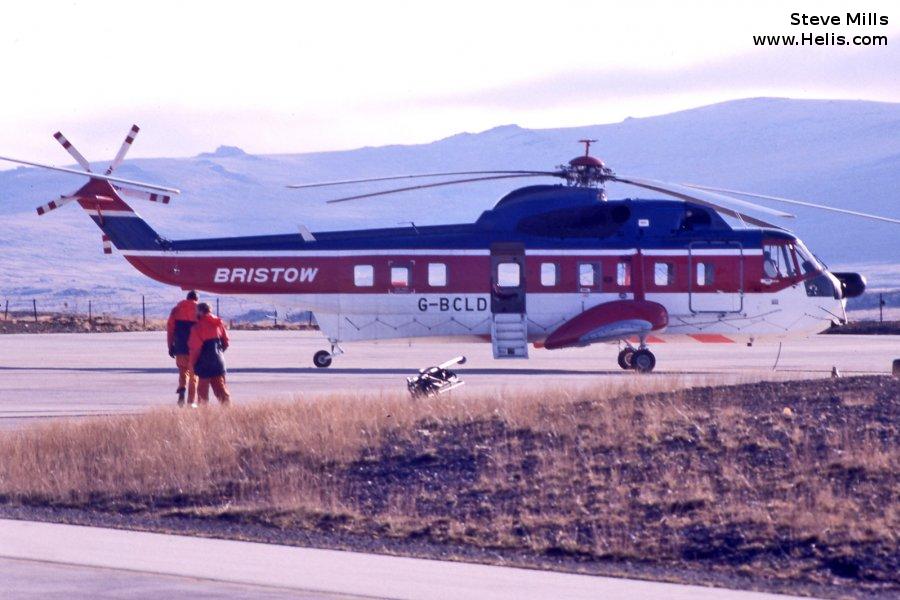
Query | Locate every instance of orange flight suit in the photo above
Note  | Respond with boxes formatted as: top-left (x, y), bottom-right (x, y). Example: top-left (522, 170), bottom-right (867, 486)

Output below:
top-left (167, 299), bottom-right (198, 403)
top-left (188, 312), bottom-right (231, 404)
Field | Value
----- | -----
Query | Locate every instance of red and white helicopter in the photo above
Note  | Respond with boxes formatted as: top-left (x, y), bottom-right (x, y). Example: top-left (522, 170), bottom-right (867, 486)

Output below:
top-left (3, 130), bottom-right (897, 372)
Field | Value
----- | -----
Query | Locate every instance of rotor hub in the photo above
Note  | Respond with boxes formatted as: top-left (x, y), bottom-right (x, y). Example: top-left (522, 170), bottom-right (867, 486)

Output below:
top-left (559, 142), bottom-right (614, 190)
top-left (568, 155), bottom-right (605, 169)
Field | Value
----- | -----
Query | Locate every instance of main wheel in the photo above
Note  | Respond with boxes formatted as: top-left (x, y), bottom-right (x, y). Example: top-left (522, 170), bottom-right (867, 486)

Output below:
top-left (631, 349), bottom-right (656, 373)
top-left (313, 350), bottom-right (333, 368)
top-left (617, 348), bottom-right (635, 370)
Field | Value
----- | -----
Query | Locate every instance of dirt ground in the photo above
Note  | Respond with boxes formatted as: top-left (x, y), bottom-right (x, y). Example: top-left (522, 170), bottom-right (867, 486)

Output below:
top-left (1, 376), bottom-right (897, 598)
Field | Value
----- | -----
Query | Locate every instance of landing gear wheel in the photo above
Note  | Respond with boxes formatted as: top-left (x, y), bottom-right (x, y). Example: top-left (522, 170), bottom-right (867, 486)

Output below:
top-left (313, 350), bottom-right (333, 368)
top-left (631, 349), bottom-right (656, 373)
top-left (617, 348), bottom-right (635, 370)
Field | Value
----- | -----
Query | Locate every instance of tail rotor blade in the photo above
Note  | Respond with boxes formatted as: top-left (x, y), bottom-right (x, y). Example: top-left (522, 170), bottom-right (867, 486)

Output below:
top-left (52, 132), bottom-right (91, 172)
top-left (105, 124), bottom-right (140, 175)
top-left (681, 183), bottom-right (900, 225)
top-left (115, 185), bottom-right (172, 204)
top-left (36, 195), bottom-right (79, 216)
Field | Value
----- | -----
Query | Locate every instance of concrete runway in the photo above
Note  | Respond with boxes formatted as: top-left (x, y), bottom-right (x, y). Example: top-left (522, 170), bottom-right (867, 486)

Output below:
top-left (0, 330), bottom-right (896, 425)
top-left (0, 519), bottom-right (804, 600)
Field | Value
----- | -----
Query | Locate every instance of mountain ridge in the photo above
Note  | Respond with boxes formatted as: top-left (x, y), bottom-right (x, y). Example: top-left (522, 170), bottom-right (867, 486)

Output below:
top-left (1, 97), bottom-right (898, 301)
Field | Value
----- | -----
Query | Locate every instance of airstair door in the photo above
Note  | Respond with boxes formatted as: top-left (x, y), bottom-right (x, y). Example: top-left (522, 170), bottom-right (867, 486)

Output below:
top-left (490, 243), bottom-right (528, 358)
top-left (688, 242), bottom-right (744, 313)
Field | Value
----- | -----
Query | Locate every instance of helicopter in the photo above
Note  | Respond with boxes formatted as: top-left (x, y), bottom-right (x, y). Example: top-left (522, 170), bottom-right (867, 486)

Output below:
top-left (2, 130), bottom-right (896, 372)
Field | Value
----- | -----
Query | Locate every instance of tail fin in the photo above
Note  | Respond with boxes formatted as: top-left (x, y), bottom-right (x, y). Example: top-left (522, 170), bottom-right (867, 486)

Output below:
top-left (73, 178), bottom-right (166, 251)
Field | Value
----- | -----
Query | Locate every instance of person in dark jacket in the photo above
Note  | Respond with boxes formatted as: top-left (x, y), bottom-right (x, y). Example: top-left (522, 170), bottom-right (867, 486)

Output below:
top-left (167, 290), bottom-right (199, 406)
top-left (188, 302), bottom-right (231, 406)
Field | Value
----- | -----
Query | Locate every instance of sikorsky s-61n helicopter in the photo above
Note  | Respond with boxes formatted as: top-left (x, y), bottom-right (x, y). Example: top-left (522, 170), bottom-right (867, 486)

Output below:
top-left (3, 130), bottom-right (897, 372)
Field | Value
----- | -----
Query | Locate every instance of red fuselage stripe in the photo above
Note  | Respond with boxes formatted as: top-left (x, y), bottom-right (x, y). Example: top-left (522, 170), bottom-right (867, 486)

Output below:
top-left (124, 253), bottom-right (805, 295)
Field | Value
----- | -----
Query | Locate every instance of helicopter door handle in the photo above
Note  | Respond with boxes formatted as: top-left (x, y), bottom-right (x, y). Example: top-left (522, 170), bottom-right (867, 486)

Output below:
top-left (760, 278), bottom-right (775, 285)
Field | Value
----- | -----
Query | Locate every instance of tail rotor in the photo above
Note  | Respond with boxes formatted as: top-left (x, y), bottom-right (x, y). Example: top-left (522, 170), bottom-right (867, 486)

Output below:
top-left (0, 124), bottom-right (179, 218)
top-left (0, 124), bottom-right (179, 254)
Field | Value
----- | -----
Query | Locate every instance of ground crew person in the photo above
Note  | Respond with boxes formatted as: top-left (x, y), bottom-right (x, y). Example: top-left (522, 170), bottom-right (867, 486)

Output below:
top-left (188, 302), bottom-right (231, 406)
top-left (167, 290), bottom-right (199, 406)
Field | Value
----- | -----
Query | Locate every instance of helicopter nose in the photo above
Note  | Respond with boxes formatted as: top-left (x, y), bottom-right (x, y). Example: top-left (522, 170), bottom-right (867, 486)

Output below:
top-left (831, 272), bottom-right (867, 299)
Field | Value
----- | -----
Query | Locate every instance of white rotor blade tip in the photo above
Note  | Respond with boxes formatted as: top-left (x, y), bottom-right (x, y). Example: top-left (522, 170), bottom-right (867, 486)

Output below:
top-left (106, 124), bottom-right (141, 175)
top-left (52, 131), bottom-right (91, 172)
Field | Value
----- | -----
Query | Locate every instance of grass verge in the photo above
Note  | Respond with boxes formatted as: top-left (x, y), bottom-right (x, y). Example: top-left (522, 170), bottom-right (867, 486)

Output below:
top-left (1, 375), bottom-right (897, 597)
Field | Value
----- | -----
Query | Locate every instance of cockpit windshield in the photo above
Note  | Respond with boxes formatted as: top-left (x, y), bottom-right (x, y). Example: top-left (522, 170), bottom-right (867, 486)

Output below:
top-left (794, 241), bottom-right (824, 275)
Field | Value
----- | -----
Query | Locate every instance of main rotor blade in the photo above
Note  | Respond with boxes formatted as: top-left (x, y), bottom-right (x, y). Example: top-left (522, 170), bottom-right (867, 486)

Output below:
top-left (682, 183), bottom-right (900, 225)
top-left (612, 175), bottom-right (795, 219)
top-left (325, 173), bottom-right (560, 203)
top-left (611, 176), bottom-right (782, 228)
top-left (289, 170), bottom-right (561, 189)
top-left (52, 132), bottom-right (92, 172)
top-left (0, 155), bottom-right (181, 194)
top-left (105, 124), bottom-right (140, 175)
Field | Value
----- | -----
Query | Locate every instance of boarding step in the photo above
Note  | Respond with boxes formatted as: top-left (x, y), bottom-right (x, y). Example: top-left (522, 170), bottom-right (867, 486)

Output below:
top-left (491, 313), bottom-right (529, 359)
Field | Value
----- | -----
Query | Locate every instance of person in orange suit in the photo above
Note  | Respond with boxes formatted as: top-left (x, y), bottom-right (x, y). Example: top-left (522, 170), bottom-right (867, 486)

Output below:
top-left (167, 290), bottom-right (199, 406)
top-left (188, 302), bottom-right (231, 406)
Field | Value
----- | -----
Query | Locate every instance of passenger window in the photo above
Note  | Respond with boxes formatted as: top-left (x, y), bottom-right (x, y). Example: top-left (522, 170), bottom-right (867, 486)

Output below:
top-left (428, 263), bottom-right (447, 287)
top-left (654, 262), bottom-right (674, 286)
top-left (390, 266), bottom-right (410, 288)
top-left (354, 265), bottom-right (374, 287)
top-left (616, 261), bottom-right (631, 286)
top-left (540, 262), bottom-right (558, 286)
top-left (579, 263), bottom-right (600, 288)
top-left (696, 262), bottom-right (714, 286)
top-left (497, 262), bottom-right (521, 287)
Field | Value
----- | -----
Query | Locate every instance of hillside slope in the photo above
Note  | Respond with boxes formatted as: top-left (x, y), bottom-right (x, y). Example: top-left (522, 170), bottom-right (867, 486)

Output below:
top-left (1, 97), bottom-right (898, 301)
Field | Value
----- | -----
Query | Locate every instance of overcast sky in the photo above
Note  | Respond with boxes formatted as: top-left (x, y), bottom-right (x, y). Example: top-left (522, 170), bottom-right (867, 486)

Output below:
top-left (1, 0), bottom-right (898, 164)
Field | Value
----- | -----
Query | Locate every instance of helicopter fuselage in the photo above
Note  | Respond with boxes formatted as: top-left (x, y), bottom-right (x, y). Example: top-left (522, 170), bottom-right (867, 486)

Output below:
top-left (113, 185), bottom-right (850, 350)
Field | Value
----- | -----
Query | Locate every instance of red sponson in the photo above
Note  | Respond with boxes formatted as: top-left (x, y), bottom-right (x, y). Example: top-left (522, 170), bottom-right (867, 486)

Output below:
top-left (544, 299), bottom-right (668, 350)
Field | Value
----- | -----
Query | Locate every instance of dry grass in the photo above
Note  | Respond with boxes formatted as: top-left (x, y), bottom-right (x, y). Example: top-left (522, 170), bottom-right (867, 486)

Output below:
top-left (0, 374), bottom-right (897, 593)
top-left (0, 375), bottom-right (705, 503)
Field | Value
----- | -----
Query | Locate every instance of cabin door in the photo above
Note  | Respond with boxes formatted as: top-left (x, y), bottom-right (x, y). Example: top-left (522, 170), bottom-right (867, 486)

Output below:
top-left (688, 242), bottom-right (744, 313)
top-left (490, 243), bottom-right (526, 314)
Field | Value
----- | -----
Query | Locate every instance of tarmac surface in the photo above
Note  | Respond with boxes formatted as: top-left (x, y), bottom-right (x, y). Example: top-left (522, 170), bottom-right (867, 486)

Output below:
top-left (0, 330), bottom-right (897, 426)
top-left (0, 519), bottom-right (805, 600)
top-left (1, 331), bottom-right (889, 598)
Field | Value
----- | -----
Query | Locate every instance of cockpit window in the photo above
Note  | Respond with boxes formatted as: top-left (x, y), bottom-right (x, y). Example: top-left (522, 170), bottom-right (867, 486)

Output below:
top-left (763, 243), bottom-right (797, 279)
top-left (794, 242), bottom-right (823, 275)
